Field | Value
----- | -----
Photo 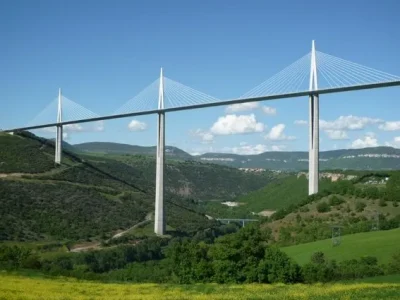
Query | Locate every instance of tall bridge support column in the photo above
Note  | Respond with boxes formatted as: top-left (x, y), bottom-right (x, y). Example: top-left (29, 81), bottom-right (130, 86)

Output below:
top-left (308, 94), bottom-right (319, 194)
top-left (55, 88), bottom-right (63, 165)
top-left (154, 69), bottom-right (166, 235)
top-left (55, 125), bottom-right (63, 164)
top-left (308, 41), bottom-right (319, 195)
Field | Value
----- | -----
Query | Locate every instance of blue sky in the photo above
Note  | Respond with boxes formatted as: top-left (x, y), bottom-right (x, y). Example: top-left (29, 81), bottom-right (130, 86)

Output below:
top-left (1, 0), bottom-right (400, 155)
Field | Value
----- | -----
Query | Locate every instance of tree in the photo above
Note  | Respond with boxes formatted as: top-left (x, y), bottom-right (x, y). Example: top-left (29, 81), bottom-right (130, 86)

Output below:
top-left (387, 173), bottom-right (400, 202)
top-left (311, 251), bottom-right (326, 264)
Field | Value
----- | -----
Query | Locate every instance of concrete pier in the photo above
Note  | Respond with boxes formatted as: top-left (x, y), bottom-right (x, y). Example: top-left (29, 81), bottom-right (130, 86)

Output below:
top-left (154, 69), bottom-right (166, 235)
top-left (55, 88), bottom-right (63, 165)
top-left (308, 94), bottom-right (319, 195)
top-left (308, 41), bottom-right (319, 195)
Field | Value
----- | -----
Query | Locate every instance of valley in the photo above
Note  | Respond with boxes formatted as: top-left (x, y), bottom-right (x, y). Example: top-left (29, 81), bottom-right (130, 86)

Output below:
top-left (2, 2), bottom-right (400, 298)
top-left (0, 131), bottom-right (399, 294)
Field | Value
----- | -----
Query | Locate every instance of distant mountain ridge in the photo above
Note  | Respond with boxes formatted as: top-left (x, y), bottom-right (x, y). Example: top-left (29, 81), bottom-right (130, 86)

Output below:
top-left (73, 142), bottom-right (400, 171)
top-left (74, 142), bottom-right (192, 159)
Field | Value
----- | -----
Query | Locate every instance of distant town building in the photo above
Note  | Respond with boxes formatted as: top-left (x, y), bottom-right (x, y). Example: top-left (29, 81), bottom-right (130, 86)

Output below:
top-left (221, 201), bottom-right (240, 207)
top-left (238, 168), bottom-right (266, 173)
top-left (297, 172), bottom-right (357, 181)
top-left (200, 157), bottom-right (235, 162)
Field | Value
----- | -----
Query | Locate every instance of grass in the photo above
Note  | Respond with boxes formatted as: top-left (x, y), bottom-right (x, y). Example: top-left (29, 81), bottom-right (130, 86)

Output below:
top-left (126, 221), bottom-right (156, 237)
top-left (282, 228), bottom-right (400, 265)
top-left (235, 176), bottom-right (334, 212)
top-left (1, 273), bottom-right (399, 299)
top-left (347, 274), bottom-right (400, 283)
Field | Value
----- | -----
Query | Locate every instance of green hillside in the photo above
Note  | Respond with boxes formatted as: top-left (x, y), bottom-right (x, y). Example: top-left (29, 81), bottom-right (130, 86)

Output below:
top-left (203, 175), bottom-right (334, 218)
top-left (0, 180), bottom-right (152, 240)
top-left (251, 172), bottom-right (400, 247)
top-left (235, 175), bottom-right (321, 211)
top-left (0, 132), bottom-right (274, 242)
top-left (283, 228), bottom-right (400, 265)
top-left (0, 133), bottom-right (56, 173)
top-left (107, 154), bottom-right (273, 200)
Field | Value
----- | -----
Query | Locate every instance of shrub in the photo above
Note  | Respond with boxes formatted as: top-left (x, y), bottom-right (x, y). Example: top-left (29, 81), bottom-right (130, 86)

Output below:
top-left (302, 252), bottom-right (338, 283)
top-left (311, 252), bottom-right (326, 264)
top-left (316, 202), bottom-right (330, 213)
top-left (339, 256), bottom-right (383, 280)
top-left (299, 206), bottom-right (310, 213)
top-left (296, 214), bottom-right (302, 223)
top-left (379, 198), bottom-right (387, 207)
top-left (355, 201), bottom-right (366, 212)
top-left (387, 250), bottom-right (400, 274)
top-left (328, 196), bottom-right (345, 206)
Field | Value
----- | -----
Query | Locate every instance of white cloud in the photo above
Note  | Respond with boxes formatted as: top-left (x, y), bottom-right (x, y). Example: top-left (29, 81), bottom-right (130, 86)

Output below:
top-left (264, 124), bottom-right (295, 141)
top-left (294, 120), bottom-right (307, 126)
top-left (262, 106), bottom-right (277, 115)
top-left (351, 133), bottom-right (379, 148)
top-left (128, 120), bottom-right (147, 131)
top-left (365, 132), bottom-right (375, 138)
top-left (39, 121), bottom-right (103, 136)
top-left (223, 143), bottom-right (287, 155)
top-left (320, 115), bottom-right (382, 131)
top-left (226, 102), bottom-right (259, 113)
top-left (93, 121), bottom-right (105, 132)
top-left (385, 136), bottom-right (400, 148)
top-left (40, 127), bottom-right (56, 133)
top-left (325, 130), bottom-right (349, 140)
top-left (271, 145), bottom-right (287, 151)
top-left (190, 152), bottom-right (201, 156)
top-left (231, 144), bottom-right (268, 155)
top-left (190, 129), bottom-right (214, 144)
top-left (321, 116), bottom-right (382, 141)
top-left (379, 121), bottom-right (400, 131)
top-left (64, 124), bottom-right (84, 132)
top-left (186, 145), bottom-right (215, 155)
top-left (63, 132), bottom-right (69, 140)
top-left (210, 114), bottom-right (265, 135)
top-left (188, 143), bottom-right (288, 156)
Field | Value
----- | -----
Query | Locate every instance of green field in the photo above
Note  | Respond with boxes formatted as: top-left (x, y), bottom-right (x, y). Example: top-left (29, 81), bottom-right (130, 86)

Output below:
top-left (282, 228), bottom-right (400, 265)
top-left (0, 273), bottom-right (399, 299)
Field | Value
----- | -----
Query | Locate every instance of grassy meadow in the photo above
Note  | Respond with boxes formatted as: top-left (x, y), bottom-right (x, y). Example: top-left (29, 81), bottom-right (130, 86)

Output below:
top-left (1, 273), bottom-right (400, 300)
top-left (282, 228), bottom-right (400, 265)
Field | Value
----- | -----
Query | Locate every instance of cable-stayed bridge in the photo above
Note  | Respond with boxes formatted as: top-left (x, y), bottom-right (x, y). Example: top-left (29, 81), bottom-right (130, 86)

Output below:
top-left (2, 41), bottom-right (400, 235)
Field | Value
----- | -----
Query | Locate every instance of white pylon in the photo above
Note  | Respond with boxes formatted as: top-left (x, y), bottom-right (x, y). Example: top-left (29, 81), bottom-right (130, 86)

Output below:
top-left (308, 40), bottom-right (319, 195)
top-left (154, 68), bottom-right (166, 235)
top-left (55, 88), bottom-right (63, 165)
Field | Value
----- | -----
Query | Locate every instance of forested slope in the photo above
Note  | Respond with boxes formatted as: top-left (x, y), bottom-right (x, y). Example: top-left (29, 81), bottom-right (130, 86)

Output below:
top-left (0, 132), bottom-right (271, 242)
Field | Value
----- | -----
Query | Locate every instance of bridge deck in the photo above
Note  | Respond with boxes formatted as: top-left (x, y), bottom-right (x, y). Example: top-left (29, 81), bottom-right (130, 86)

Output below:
top-left (2, 80), bottom-right (400, 133)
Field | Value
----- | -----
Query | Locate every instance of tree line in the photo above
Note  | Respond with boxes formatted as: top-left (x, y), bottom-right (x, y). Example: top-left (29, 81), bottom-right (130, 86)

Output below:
top-left (1, 224), bottom-right (399, 284)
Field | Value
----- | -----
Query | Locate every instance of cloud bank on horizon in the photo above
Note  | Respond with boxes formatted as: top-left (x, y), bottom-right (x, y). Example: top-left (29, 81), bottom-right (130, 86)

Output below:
top-left (121, 100), bottom-right (400, 155)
